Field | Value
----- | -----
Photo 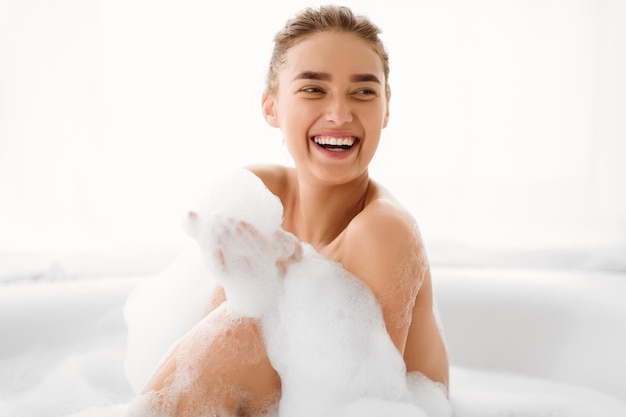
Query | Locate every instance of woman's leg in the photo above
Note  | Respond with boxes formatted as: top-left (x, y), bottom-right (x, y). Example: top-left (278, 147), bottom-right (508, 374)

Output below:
top-left (137, 303), bottom-right (281, 417)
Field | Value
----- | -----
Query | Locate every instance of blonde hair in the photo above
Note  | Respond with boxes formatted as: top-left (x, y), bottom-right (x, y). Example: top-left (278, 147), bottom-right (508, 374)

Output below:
top-left (266, 5), bottom-right (390, 96)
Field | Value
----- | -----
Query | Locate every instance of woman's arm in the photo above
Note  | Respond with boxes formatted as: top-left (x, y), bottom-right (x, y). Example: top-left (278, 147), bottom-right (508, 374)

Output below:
top-left (404, 267), bottom-right (450, 387)
top-left (338, 199), bottom-right (426, 355)
top-left (338, 199), bottom-right (449, 387)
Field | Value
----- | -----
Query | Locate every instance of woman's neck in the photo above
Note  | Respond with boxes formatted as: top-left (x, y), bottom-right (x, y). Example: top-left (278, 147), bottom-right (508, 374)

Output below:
top-left (285, 171), bottom-right (371, 250)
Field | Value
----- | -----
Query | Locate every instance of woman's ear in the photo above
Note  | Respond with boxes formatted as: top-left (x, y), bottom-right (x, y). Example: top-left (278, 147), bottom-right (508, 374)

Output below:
top-left (262, 91), bottom-right (279, 128)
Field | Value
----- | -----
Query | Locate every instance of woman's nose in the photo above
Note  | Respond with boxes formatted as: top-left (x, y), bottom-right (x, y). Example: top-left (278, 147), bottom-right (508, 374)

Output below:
top-left (325, 95), bottom-right (353, 125)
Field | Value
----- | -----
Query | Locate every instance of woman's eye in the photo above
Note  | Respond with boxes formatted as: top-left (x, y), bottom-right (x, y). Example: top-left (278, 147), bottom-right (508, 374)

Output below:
top-left (353, 88), bottom-right (377, 98)
top-left (301, 86), bottom-right (324, 94)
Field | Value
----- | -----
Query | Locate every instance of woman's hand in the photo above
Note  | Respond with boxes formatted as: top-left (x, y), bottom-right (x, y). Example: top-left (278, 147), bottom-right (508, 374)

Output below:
top-left (210, 216), bottom-right (303, 278)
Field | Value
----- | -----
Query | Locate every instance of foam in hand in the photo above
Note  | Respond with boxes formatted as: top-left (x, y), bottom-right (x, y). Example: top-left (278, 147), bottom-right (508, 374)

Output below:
top-left (183, 168), bottom-right (451, 417)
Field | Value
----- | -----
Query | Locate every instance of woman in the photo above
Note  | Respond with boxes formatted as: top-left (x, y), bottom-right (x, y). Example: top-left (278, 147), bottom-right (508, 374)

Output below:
top-left (136, 5), bottom-right (448, 416)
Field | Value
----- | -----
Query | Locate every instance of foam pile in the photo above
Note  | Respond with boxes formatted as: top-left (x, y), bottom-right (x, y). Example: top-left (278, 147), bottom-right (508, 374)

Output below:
top-left (124, 169), bottom-right (451, 416)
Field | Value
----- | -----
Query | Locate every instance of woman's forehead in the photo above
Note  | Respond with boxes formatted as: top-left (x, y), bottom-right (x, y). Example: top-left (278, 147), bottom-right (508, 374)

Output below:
top-left (281, 32), bottom-right (384, 79)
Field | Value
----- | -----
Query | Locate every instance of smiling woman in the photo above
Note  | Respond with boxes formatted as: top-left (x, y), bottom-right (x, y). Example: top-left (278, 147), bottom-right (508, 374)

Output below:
top-left (1, 0), bottom-right (626, 416)
top-left (261, 29), bottom-right (389, 185)
top-left (126, 5), bottom-right (448, 416)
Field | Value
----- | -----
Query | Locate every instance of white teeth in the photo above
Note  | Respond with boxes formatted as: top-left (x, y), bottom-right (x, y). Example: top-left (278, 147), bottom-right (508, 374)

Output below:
top-left (313, 136), bottom-right (355, 147)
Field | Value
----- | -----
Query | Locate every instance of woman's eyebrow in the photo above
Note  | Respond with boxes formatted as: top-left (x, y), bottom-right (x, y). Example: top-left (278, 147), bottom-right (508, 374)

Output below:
top-left (293, 71), bottom-right (331, 81)
top-left (350, 73), bottom-right (381, 84)
top-left (292, 72), bottom-right (381, 84)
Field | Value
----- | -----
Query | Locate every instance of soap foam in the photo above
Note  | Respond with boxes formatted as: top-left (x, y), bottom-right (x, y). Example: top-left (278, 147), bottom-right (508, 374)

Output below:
top-left (124, 168), bottom-right (450, 416)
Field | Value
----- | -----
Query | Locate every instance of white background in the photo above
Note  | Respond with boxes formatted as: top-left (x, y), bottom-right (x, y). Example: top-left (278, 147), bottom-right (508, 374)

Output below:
top-left (1, 0), bottom-right (625, 279)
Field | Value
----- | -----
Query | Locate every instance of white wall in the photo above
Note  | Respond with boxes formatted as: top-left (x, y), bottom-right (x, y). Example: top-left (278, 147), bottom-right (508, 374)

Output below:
top-left (1, 0), bottom-right (624, 279)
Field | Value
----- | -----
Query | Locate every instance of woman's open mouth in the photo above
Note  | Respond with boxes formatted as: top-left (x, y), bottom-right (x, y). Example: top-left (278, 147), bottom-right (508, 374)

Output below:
top-left (311, 136), bottom-right (359, 152)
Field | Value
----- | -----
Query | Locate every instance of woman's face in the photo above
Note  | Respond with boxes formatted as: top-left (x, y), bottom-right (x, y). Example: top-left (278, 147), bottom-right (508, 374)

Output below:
top-left (262, 31), bottom-right (389, 185)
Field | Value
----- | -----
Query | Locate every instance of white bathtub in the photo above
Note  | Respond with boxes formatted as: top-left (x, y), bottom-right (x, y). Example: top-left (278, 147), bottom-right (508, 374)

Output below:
top-left (1, 267), bottom-right (625, 416)
top-left (435, 267), bottom-right (626, 401)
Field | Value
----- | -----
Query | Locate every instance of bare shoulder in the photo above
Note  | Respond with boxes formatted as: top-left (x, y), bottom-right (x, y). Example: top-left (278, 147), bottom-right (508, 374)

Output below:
top-left (343, 192), bottom-right (426, 293)
top-left (245, 164), bottom-right (293, 198)
top-left (344, 184), bottom-right (424, 265)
